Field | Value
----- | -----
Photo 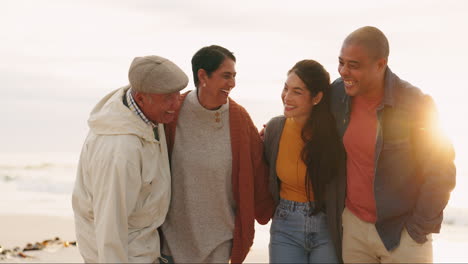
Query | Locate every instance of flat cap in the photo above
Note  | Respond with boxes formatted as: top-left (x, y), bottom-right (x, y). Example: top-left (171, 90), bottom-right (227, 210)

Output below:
top-left (128, 55), bottom-right (189, 94)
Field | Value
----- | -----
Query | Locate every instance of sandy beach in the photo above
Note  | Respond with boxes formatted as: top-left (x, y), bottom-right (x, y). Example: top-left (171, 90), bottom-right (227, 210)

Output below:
top-left (1, 214), bottom-right (467, 263)
top-left (0, 215), bottom-right (82, 263)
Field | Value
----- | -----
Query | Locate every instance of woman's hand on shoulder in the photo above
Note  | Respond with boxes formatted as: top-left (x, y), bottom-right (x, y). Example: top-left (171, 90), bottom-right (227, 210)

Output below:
top-left (259, 124), bottom-right (267, 141)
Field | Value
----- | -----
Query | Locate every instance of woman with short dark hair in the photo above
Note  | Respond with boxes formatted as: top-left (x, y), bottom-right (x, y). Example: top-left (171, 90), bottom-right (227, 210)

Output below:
top-left (160, 45), bottom-right (275, 264)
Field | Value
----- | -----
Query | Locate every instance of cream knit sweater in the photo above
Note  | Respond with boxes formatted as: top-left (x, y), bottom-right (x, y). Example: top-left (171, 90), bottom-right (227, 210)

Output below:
top-left (161, 91), bottom-right (235, 263)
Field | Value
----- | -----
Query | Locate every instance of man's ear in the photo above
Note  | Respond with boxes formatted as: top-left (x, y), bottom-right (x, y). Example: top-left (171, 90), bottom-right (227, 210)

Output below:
top-left (377, 57), bottom-right (387, 71)
top-left (133, 91), bottom-right (146, 106)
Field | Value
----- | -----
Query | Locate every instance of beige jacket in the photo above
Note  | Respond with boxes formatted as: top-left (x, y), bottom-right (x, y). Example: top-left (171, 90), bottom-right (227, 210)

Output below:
top-left (72, 86), bottom-right (171, 263)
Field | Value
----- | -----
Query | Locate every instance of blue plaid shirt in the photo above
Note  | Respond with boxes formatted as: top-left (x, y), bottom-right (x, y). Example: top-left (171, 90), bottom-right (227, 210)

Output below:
top-left (126, 88), bottom-right (159, 140)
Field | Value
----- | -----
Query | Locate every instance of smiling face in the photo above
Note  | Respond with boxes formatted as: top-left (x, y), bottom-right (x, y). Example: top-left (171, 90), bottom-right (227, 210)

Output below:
top-left (281, 72), bottom-right (321, 124)
top-left (338, 43), bottom-right (387, 98)
top-left (197, 58), bottom-right (236, 110)
top-left (135, 91), bottom-right (180, 124)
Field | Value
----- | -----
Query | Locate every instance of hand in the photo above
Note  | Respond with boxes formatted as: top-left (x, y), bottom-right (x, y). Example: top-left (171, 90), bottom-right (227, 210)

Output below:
top-left (259, 124), bottom-right (266, 141)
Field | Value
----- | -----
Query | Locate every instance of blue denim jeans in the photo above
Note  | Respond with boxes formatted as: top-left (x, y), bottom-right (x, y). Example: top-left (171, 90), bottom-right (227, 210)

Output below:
top-left (269, 199), bottom-right (338, 263)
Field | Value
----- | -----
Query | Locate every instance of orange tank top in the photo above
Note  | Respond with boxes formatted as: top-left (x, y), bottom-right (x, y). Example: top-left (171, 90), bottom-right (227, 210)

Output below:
top-left (276, 118), bottom-right (314, 202)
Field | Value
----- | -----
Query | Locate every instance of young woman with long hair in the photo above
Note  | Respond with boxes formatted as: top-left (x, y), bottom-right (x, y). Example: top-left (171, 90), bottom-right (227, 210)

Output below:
top-left (264, 60), bottom-right (344, 263)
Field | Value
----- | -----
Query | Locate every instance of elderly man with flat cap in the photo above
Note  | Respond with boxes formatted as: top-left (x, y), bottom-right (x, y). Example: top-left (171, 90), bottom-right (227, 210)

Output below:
top-left (72, 55), bottom-right (188, 263)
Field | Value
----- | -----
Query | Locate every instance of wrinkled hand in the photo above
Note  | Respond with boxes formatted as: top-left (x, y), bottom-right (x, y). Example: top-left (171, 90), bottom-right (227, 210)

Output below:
top-left (259, 124), bottom-right (266, 141)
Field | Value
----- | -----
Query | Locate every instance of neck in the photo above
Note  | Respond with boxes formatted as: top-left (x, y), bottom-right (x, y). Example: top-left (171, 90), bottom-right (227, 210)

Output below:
top-left (292, 116), bottom-right (307, 127)
top-left (362, 76), bottom-right (385, 101)
top-left (197, 89), bottom-right (221, 110)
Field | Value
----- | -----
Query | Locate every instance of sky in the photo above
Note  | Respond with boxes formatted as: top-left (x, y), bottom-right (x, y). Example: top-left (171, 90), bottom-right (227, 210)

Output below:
top-left (1, 0), bottom-right (467, 207)
top-left (2, 0), bottom-right (467, 151)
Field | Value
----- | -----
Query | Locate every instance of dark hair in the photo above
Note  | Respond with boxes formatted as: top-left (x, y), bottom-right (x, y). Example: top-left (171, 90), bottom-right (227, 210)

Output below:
top-left (191, 45), bottom-right (236, 88)
top-left (288, 60), bottom-right (340, 215)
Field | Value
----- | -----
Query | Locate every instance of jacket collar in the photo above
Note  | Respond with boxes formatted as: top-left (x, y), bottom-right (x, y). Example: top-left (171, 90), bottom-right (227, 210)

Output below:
top-left (382, 66), bottom-right (395, 107)
top-left (88, 86), bottom-right (158, 142)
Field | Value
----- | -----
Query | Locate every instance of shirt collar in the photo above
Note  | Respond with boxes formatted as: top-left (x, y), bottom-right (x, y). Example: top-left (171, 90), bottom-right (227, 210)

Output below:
top-left (126, 88), bottom-right (157, 128)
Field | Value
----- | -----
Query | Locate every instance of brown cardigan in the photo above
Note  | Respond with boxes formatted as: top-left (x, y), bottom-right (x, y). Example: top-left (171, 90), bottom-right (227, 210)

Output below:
top-left (165, 92), bottom-right (275, 263)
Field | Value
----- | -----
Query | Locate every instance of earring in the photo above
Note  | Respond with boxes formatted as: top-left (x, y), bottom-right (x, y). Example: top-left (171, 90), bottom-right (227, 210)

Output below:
top-left (202, 83), bottom-right (206, 87)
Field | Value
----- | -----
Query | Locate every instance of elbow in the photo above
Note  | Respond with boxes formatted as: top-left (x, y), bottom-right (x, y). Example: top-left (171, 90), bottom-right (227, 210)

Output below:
top-left (255, 198), bottom-right (275, 224)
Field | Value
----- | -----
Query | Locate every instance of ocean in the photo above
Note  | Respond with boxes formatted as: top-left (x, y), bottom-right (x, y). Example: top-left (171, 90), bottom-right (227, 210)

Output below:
top-left (0, 152), bottom-right (78, 217)
top-left (1, 149), bottom-right (467, 226)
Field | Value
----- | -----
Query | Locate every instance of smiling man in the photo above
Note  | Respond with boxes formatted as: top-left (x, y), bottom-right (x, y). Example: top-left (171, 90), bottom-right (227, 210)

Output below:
top-left (330, 26), bottom-right (456, 263)
top-left (72, 55), bottom-right (188, 263)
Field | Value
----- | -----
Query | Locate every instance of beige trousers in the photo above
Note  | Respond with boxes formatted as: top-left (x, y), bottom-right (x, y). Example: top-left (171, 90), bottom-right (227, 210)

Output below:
top-left (342, 207), bottom-right (433, 263)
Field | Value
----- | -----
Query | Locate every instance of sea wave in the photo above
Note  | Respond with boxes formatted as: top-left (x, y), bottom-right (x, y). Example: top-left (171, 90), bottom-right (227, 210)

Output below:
top-left (0, 162), bottom-right (76, 194)
top-left (0, 162), bottom-right (75, 170)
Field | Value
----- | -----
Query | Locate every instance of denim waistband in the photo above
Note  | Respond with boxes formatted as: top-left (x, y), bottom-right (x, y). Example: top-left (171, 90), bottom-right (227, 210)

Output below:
top-left (278, 198), bottom-right (316, 213)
